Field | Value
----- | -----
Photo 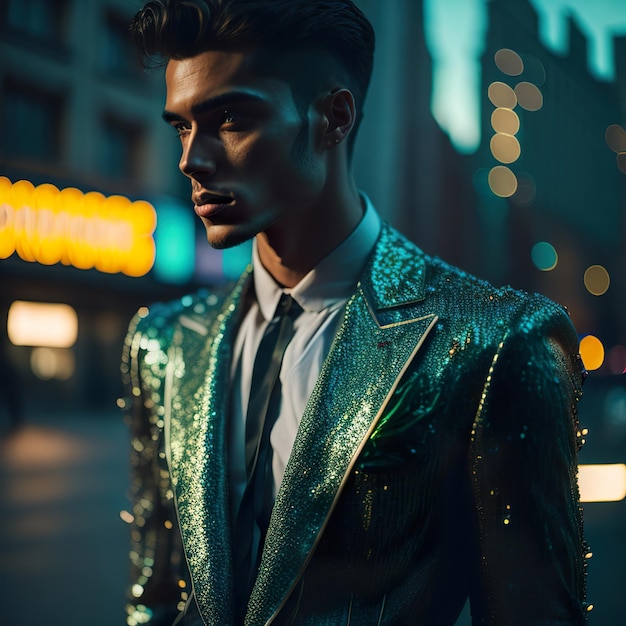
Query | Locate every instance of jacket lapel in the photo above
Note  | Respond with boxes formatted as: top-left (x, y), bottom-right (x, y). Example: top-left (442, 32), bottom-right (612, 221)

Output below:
top-left (247, 225), bottom-right (438, 624)
top-left (165, 270), bottom-right (252, 625)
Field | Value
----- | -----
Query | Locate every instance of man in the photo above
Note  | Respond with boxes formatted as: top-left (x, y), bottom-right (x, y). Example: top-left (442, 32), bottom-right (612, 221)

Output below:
top-left (121, 1), bottom-right (588, 624)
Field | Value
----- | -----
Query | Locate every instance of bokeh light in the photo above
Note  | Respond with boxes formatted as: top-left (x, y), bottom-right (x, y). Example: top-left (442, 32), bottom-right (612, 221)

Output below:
top-left (616, 152), bottom-right (626, 174)
top-left (579, 335), bottom-right (605, 371)
top-left (494, 48), bottom-right (524, 76)
top-left (531, 241), bottom-right (558, 271)
top-left (490, 133), bottom-right (521, 163)
top-left (583, 264), bottom-right (610, 296)
top-left (514, 82), bottom-right (543, 111)
top-left (8, 300), bottom-right (78, 348)
top-left (120, 510), bottom-right (135, 524)
top-left (605, 124), bottom-right (626, 153)
top-left (488, 81), bottom-right (517, 109)
top-left (30, 347), bottom-right (76, 381)
top-left (488, 166), bottom-right (518, 197)
top-left (491, 107), bottom-right (520, 135)
top-left (578, 464), bottom-right (626, 502)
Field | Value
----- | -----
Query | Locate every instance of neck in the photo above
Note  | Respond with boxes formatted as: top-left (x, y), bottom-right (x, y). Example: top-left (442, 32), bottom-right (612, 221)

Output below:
top-left (256, 179), bottom-right (363, 288)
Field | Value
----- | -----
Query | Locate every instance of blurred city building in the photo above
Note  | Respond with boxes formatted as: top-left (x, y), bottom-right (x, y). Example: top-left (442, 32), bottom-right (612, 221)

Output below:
top-left (471, 1), bottom-right (626, 622)
top-left (0, 0), bottom-right (251, 415)
top-left (475, 0), bottom-right (625, 351)
top-left (354, 0), bottom-right (477, 271)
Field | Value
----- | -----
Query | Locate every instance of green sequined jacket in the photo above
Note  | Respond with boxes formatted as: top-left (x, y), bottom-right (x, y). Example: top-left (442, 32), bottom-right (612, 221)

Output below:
top-left (121, 222), bottom-right (587, 625)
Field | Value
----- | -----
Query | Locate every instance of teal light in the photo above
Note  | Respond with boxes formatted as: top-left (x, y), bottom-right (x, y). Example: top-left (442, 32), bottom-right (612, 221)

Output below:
top-left (153, 199), bottom-right (196, 284)
top-left (424, 0), bottom-right (623, 153)
top-left (531, 241), bottom-right (558, 271)
top-left (223, 239), bottom-right (252, 280)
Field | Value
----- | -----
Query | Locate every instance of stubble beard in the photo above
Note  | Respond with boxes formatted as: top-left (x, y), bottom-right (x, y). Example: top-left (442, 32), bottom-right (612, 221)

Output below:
top-left (202, 116), bottom-right (316, 252)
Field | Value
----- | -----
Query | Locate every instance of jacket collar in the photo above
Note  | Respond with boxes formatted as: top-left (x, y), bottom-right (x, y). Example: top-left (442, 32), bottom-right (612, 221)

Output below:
top-left (248, 224), bottom-right (438, 623)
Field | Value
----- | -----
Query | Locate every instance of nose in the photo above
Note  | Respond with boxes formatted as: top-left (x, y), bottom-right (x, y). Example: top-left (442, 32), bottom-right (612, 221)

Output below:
top-left (179, 131), bottom-right (219, 179)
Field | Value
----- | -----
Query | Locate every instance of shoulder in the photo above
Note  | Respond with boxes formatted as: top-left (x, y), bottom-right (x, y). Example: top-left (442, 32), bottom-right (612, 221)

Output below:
top-left (432, 256), bottom-right (573, 338)
top-left (376, 222), bottom-right (577, 350)
top-left (121, 283), bottom-right (238, 385)
top-left (129, 286), bottom-right (232, 343)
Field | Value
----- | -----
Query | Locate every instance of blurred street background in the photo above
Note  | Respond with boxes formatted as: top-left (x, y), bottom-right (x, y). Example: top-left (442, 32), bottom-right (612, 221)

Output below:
top-left (1, 0), bottom-right (625, 624)
top-left (0, 405), bottom-right (129, 626)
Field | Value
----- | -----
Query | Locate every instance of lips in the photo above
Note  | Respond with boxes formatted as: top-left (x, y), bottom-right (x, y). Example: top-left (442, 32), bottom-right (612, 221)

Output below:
top-left (193, 191), bottom-right (235, 219)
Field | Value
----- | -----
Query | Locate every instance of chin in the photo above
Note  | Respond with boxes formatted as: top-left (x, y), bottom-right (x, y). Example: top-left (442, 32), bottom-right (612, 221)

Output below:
top-left (204, 224), bottom-right (256, 250)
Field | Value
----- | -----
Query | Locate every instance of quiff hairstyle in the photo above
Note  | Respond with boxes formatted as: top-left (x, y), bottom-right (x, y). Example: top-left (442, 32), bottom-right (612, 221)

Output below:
top-left (130, 0), bottom-right (375, 147)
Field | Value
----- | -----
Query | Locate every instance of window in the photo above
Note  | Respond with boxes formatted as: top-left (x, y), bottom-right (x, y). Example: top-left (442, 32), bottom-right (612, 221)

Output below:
top-left (98, 115), bottom-right (143, 181)
top-left (1, 79), bottom-right (64, 162)
top-left (2, 0), bottom-right (69, 46)
top-left (100, 9), bottom-right (146, 82)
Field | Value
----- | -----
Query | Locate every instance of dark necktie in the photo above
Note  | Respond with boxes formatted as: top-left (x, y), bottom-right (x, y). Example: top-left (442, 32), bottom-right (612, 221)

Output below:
top-left (233, 293), bottom-right (302, 611)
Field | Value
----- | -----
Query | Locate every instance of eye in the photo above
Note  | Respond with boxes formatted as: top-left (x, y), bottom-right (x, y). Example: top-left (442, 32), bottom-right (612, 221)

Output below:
top-left (220, 109), bottom-right (253, 131)
top-left (221, 110), bottom-right (238, 125)
top-left (173, 122), bottom-right (191, 137)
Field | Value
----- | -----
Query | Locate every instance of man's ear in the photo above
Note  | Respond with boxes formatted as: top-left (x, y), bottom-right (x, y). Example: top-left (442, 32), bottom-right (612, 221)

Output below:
top-left (320, 88), bottom-right (356, 148)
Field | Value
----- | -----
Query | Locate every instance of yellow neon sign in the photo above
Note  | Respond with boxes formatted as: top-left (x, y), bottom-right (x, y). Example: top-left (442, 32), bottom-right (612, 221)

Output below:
top-left (0, 177), bottom-right (156, 277)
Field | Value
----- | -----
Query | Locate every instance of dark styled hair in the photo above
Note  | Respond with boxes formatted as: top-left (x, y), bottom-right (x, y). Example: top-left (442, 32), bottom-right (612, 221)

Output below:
top-left (130, 0), bottom-right (375, 120)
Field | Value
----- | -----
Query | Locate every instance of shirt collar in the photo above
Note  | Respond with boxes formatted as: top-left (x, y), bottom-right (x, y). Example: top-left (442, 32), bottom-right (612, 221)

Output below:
top-left (253, 193), bottom-right (382, 320)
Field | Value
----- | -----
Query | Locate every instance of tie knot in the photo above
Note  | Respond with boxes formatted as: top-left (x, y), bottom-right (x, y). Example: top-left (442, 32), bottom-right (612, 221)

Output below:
top-left (276, 293), bottom-right (302, 321)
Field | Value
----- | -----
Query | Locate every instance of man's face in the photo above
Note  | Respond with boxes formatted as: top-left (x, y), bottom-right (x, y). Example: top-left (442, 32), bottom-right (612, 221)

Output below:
top-left (163, 49), bottom-right (326, 250)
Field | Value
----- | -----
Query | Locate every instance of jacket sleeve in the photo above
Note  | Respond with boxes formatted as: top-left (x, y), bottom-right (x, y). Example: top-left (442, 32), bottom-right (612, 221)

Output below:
top-left (120, 310), bottom-right (190, 626)
top-left (468, 297), bottom-right (589, 625)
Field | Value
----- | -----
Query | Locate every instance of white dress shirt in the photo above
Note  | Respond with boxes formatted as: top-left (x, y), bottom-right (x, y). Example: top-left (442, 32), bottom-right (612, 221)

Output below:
top-left (228, 195), bottom-right (381, 523)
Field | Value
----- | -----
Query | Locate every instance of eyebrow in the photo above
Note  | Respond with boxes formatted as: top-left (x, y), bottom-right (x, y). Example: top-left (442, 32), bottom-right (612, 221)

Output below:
top-left (162, 91), bottom-right (267, 123)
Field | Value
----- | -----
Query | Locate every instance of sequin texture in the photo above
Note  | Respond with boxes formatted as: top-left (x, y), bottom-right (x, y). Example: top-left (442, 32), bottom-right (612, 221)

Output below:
top-left (121, 223), bottom-right (587, 625)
